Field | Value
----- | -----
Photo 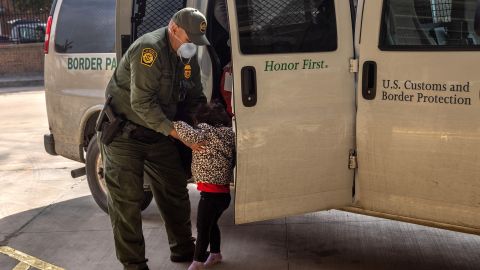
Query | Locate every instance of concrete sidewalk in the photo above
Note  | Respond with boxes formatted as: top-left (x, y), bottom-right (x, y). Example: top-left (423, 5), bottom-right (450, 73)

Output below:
top-left (1, 185), bottom-right (480, 270)
top-left (0, 85), bottom-right (44, 94)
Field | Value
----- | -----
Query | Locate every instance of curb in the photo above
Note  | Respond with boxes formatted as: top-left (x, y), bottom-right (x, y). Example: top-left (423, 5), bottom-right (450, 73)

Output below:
top-left (0, 86), bottom-right (44, 94)
top-left (0, 77), bottom-right (44, 88)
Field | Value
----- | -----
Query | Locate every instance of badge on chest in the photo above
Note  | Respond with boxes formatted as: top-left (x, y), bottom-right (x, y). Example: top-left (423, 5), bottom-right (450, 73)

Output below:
top-left (184, 64), bottom-right (192, 79)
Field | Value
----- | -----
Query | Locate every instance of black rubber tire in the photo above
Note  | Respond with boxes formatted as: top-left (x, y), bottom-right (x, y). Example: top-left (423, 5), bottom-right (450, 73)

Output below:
top-left (85, 135), bottom-right (153, 213)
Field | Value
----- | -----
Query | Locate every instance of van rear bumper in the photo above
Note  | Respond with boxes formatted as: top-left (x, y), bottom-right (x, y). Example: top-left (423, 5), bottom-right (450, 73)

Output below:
top-left (44, 134), bottom-right (58, 156)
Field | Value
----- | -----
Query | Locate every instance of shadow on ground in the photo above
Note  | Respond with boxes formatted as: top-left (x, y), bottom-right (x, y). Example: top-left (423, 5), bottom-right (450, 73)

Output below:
top-left (1, 188), bottom-right (479, 270)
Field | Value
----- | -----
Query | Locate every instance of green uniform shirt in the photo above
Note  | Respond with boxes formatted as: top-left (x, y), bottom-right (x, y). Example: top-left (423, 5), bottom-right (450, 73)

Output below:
top-left (105, 27), bottom-right (206, 136)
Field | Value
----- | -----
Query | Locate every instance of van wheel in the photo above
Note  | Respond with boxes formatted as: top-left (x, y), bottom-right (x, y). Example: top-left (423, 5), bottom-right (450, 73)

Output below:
top-left (85, 135), bottom-right (153, 213)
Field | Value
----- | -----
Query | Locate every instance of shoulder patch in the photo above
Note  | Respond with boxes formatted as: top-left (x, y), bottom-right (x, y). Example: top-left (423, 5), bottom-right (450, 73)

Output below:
top-left (140, 48), bottom-right (158, 67)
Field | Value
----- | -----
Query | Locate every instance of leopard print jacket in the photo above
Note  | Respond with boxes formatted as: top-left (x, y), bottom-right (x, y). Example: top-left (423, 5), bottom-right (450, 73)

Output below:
top-left (173, 121), bottom-right (235, 185)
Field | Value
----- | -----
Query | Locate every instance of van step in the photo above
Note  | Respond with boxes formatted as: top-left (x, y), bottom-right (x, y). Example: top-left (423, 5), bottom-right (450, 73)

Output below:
top-left (71, 167), bottom-right (86, 178)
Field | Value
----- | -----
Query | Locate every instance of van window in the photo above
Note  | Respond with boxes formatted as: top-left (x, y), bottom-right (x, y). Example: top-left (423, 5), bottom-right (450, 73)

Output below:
top-left (135, 1), bottom-right (185, 39)
top-left (54, 0), bottom-right (115, 53)
top-left (379, 0), bottom-right (480, 50)
top-left (235, 0), bottom-right (337, 54)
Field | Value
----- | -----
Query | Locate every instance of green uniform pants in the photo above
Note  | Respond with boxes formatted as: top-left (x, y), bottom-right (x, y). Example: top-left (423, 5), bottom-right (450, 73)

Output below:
top-left (100, 133), bottom-right (194, 270)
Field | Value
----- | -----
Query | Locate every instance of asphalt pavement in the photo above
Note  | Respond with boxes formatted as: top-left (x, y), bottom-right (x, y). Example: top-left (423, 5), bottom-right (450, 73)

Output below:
top-left (0, 90), bottom-right (479, 270)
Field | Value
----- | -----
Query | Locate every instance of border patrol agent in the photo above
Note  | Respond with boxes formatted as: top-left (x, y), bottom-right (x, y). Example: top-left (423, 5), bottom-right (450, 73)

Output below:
top-left (99, 8), bottom-right (209, 270)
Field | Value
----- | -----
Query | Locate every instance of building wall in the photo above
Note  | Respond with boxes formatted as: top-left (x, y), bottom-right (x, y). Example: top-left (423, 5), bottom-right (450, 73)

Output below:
top-left (0, 43), bottom-right (43, 76)
top-left (0, 0), bottom-right (15, 12)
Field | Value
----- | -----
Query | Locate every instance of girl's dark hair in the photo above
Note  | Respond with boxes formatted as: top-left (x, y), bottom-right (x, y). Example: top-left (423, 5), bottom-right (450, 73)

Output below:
top-left (194, 100), bottom-right (231, 127)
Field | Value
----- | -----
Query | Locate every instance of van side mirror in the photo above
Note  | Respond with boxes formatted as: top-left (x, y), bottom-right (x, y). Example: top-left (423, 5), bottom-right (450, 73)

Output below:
top-left (476, 0), bottom-right (480, 35)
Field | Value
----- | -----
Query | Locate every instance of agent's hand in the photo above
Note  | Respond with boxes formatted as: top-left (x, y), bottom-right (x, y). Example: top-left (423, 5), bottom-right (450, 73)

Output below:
top-left (188, 141), bottom-right (206, 152)
top-left (169, 127), bottom-right (206, 151)
top-left (169, 129), bottom-right (180, 140)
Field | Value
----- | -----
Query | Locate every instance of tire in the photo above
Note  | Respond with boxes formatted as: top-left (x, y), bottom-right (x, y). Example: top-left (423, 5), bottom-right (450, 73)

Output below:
top-left (85, 135), bottom-right (153, 213)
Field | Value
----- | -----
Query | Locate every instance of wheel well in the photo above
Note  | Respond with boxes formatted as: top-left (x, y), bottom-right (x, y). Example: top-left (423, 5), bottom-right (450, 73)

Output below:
top-left (83, 111), bottom-right (100, 151)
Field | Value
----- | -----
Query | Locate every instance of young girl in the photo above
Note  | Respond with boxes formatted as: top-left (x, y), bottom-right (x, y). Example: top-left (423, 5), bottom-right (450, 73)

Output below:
top-left (173, 102), bottom-right (235, 270)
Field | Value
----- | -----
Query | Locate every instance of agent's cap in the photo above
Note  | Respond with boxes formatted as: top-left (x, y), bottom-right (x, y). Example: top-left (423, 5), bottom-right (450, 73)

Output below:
top-left (172, 7), bottom-right (210, 46)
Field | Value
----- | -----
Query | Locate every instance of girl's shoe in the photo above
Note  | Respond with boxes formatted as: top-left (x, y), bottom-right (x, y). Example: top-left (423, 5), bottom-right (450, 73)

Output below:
top-left (204, 253), bottom-right (222, 268)
top-left (187, 261), bottom-right (204, 270)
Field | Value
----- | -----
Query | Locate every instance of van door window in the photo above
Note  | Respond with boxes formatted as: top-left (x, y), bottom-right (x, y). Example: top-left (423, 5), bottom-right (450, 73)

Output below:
top-left (379, 0), bottom-right (480, 50)
top-left (235, 0), bottom-right (337, 54)
top-left (134, 0), bottom-right (186, 40)
top-left (54, 0), bottom-right (115, 53)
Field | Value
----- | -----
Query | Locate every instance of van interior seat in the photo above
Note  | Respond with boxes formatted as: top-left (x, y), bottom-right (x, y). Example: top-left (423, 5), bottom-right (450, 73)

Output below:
top-left (206, 45), bottom-right (224, 103)
top-left (206, 7), bottom-right (231, 105)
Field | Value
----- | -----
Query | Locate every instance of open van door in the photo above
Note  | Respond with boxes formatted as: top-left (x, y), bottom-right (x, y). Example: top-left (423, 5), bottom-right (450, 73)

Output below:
top-left (116, 0), bottom-right (187, 59)
top-left (356, 0), bottom-right (480, 230)
top-left (228, 0), bottom-right (356, 224)
top-left (475, 0), bottom-right (480, 35)
top-left (116, 0), bottom-right (133, 59)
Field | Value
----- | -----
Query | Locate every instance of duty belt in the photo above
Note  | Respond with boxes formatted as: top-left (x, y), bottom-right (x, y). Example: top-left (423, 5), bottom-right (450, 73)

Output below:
top-left (123, 121), bottom-right (166, 144)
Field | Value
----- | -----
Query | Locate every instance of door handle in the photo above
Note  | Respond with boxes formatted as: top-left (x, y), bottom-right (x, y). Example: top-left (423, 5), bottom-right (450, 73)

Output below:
top-left (241, 66), bottom-right (257, 107)
top-left (362, 61), bottom-right (377, 100)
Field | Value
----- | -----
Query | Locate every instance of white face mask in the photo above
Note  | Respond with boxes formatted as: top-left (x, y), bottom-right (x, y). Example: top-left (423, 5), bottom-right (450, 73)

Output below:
top-left (170, 28), bottom-right (197, 59)
top-left (177, 42), bottom-right (197, 59)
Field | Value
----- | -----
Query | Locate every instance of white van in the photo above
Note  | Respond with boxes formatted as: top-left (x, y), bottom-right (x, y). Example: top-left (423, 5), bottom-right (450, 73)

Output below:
top-left (45, 0), bottom-right (480, 234)
top-left (43, 0), bottom-right (127, 212)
